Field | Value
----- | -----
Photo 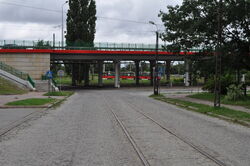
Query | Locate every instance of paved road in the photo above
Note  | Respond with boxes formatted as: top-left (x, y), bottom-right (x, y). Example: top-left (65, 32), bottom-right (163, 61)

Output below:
top-left (0, 89), bottom-right (249, 166)
top-left (0, 108), bottom-right (43, 129)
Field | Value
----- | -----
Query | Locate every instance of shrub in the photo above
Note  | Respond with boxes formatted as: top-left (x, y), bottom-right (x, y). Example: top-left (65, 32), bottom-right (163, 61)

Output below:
top-left (172, 78), bottom-right (184, 86)
top-left (202, 74), bottom-right (235, 95)
top-left (225, 84), bottom-right (244, 101)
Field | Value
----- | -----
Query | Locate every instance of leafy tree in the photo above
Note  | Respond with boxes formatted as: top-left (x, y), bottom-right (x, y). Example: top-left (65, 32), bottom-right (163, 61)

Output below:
top-left (66, 0), bottom-right (97, 85)
top-left (159, 0), bottom-right (250, 83)
top-left (171, 63), bottom-right (185, 75)
top-left (66, 0), bottom-right (97, 47)
top-left (160, 0), bottom-right (249, 52)
top-left (35, 40), bottom-right (51, 49)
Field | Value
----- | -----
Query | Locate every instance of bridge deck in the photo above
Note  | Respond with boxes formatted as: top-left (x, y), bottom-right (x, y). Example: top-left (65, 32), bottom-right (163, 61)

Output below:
top-left (0, 49), bottom-right (207, 61)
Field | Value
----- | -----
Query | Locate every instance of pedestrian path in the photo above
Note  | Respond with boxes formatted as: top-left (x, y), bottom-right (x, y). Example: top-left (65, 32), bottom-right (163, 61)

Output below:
top-left (165, 93), bottom-right (250, 114)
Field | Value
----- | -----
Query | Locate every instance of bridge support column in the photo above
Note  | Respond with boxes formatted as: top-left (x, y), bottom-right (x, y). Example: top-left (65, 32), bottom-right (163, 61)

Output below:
top-left (98, 61), bottom-right (103, 87)
top-left (166, 60), bottom-right (171, 86)
top-left (72, 63), bottom-right (77, 86)
top-left (185, 59), bottom-right (190, 87)
top-left (135, 60), bottom-right (140, 86)
top-left (84, 64), bottom-right (90, 87)
top-left (150, 61), bottom-right (155, 86)
top-left (114, 61), bottom-right (120, 88)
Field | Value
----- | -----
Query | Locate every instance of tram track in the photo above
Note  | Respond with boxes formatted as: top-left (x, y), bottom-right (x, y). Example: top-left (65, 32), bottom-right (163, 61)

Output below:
top-left (125, 101), bottom-right (229, 166)
top-left (103, 98), bottom-right (150, 166)
top-left (0, 108), bottom-right (47, 138)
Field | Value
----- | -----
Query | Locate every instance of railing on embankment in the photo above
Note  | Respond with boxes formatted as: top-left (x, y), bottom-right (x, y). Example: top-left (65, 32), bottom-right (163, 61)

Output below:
top-left (0, 61), bottom-right (35, 89)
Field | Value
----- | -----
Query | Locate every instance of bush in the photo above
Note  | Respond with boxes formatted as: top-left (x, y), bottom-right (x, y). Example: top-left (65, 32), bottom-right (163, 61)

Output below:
top-left (202, 74), bottom-right (235, 94)
top-left (172, 78), bottom-right (184, 86)
top-left (225, 84), bottom-right (244, 101)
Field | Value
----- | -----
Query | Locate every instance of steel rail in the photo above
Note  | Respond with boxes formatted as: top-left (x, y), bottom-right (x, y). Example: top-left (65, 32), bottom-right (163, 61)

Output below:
top-left (125, 102), bottom-right (229, 166)
top-left (103, 98), bottom-right (150, 166)
top-left (0, 108), bottom-right (47, 138)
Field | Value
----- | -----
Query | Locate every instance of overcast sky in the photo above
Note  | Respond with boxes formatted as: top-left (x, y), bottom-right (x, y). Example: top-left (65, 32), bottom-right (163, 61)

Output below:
top-left (0, 0), bottom-right (182, 44)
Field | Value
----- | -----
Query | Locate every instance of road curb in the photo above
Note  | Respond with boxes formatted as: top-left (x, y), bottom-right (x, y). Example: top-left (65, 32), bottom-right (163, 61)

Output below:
top-left (0, 96), bottom-right (68, 109)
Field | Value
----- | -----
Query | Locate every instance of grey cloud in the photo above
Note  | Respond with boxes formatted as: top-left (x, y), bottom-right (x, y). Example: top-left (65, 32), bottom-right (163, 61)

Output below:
top-left (0, 0), bottom-right (183, 42)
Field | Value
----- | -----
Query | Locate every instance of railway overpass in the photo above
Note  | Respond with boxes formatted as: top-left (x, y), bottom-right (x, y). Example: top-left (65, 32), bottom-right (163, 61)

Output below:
top-left (0, 40), bottom-right (210, 88)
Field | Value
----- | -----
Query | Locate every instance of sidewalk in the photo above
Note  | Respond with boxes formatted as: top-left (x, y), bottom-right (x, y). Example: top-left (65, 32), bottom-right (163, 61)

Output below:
top-left (165, 93), bottom-right (250, 114)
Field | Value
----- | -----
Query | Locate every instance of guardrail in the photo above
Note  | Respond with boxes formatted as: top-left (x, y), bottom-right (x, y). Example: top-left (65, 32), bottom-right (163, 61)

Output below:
top-left (0, 61), bottom-right (35, 88)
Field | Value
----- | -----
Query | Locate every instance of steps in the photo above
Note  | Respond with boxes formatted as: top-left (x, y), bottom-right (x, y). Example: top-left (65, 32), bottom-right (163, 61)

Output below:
top-left (35, 80), bottom-right (49, 92)
top-left (35, 80), bottom-right (59, 92)
top-left (0, 61), bottom-right (58, 92)
top-left (0, 62), bottom-right (35, 91)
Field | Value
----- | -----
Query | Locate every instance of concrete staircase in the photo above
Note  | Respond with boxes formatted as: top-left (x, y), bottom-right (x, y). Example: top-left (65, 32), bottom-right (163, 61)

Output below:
top-left (35, 80), bottom-right (49, 92)
top-left (35, 80), bottom-right (59, 92)
top-left (0, 62), bottom-right (35, 91)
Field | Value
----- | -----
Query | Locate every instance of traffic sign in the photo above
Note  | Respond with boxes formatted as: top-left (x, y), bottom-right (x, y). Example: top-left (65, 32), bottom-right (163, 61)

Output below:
top-left (46, 70), bottom-right (53, 79)
top-left (57, 70), bottom-right (65, 77)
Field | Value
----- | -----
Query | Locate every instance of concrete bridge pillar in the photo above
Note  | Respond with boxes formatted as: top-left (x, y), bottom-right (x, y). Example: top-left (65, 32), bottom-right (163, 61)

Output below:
top-left (165, 60), bottom-right (171, 85)
top-left (185, 59), bottom-right (190, 87)
top-left (98, 61), bottom-right (103, 87)
top-left (84, 64), bottom-right (90, 87)
top-left (150, 61), bottom-right (155, 86)
top-left (72, 63), bottom-right (77, 86)
top-left (114, 61), bottom-right (120, 88)
top-left (135, 60), bottom-right (140, 86)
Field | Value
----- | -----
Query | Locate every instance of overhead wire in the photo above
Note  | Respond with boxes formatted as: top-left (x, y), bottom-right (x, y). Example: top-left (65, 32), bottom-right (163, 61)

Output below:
top-left (0, 1), bottom-right (163, 25)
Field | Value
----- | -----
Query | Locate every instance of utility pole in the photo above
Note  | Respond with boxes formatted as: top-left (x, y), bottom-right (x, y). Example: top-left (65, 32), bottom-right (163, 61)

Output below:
top-left (214, 0), bottom-right (222, 107)
top-left (53, 33), bottom-right (55, 49)
top-left (61, 1), bottom-right (68, 49)
top-left (149, 21), bottom-right (159, 95)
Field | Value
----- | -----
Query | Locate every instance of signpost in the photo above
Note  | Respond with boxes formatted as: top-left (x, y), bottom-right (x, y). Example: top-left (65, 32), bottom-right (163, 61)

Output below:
top-left (46, 70), bottom-right (53, 93)
top-left (57, 70), bottom-right (64, 91)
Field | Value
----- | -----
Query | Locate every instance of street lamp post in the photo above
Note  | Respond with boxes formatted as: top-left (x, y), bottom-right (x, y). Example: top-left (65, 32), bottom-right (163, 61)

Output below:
top-left (62, 1), bottom-right (68, 48)
top-left (149, 21), bottom-right (159, 95)
top-left (214, 0), bottom-right (222, 107)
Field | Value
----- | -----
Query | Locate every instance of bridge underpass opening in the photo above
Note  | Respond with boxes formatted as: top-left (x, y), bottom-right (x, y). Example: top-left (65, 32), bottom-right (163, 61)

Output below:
top-left (50, 60), bottom-right (178, 88)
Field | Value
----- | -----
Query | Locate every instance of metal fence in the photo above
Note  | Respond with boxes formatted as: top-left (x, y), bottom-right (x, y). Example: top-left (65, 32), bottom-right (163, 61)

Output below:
top-left (0, 61), bottom-right (36, 87)
top-left (0, 61), bottom-right (28, 80)
top-left (0, 40), bottom-right (157, 50)
top-left (0, 40), bottom-right (205, 52)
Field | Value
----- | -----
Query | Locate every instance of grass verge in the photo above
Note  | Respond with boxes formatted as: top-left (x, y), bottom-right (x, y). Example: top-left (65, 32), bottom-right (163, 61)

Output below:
top-left (188, 92), bottom-right (250, 109)
top-left (0, 77), bottom-right (27, 95)
top-left (44, 91), bottom-right (74, 97)
top-left (6, 98), bottom-right (56, 106)
top-left (150, 94), bottom-right (250, 126)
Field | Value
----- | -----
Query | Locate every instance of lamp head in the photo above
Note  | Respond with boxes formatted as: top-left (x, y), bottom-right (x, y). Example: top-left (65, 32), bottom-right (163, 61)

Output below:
top-left (149, 21), bottom-right (155, 25)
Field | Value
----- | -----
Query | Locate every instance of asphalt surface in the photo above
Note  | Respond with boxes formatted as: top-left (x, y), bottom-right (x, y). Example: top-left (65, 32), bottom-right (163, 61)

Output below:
top-left (0, 108), bottom-right (42, 129)
top-left (0, 89), bottom-right (249, 166)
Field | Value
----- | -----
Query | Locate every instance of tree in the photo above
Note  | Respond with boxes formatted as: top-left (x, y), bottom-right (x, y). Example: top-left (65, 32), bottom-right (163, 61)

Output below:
top-left (159, 0), bottom-right (250, 81)
top-left (66, 0), bottom-right (97, 47)
top-left (66, 0), bottom-right (97, 85)
top-left (35, 40), bottom-right (51, 49)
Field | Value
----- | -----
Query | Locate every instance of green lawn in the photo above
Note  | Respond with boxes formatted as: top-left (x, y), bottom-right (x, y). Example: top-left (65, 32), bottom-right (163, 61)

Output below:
top-left (54, 76), bottom-right (152, 86)
top-left (44, 91), bottom-right (74, 97)
top-left (0, 77), bottom-right (27, 95)
top-left (188, 92), bottom-right (250, 109)
top-left (150, 94), bottom-right (250, 125)
top-left (54, 76), bottom-right (179, 86)
top-left (6, 98), bottom-right (56, 106)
